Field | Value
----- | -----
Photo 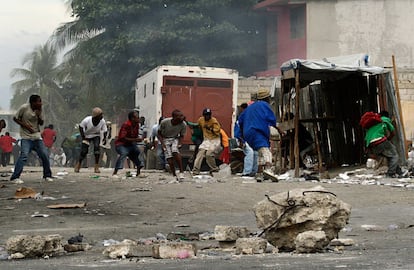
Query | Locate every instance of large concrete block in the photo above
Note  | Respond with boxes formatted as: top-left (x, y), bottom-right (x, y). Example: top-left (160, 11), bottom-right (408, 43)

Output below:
top-left (153, 242), bottom-right (197, 259)
top-left (254, 186), bottom-right (351, 252)
top-left (6, 234), bottom-right (64, 258)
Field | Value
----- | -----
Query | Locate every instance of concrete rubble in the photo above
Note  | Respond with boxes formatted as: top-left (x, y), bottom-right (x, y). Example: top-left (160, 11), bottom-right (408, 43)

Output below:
top-left (6, 234), bottom-right (64, 259)
top-left (6, 164), bottom-right (414, 262)
top-left (253, 186), bottom-right (351, 252)
top-left (235, 237), bottom-right (268, 255)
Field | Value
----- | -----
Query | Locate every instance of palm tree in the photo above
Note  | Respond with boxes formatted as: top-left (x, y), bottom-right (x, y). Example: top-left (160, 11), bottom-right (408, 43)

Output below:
top-left (10, 42), bottom-right (70, 132)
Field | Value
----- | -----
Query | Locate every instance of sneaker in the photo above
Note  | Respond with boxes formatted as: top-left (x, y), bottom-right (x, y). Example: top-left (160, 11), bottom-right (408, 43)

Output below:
top-left (398, 169), bottom-right (409, 178)
top-left (178, 173), bottom-right (185, 180)
top-left (112, 174), bottom-right (119, 179)
top-left (43, 177), bottom-right (54, 182)
top-left (263, 169), bottom-right (279, 182)
top-left (11, 178), bottom-right (24, 184)
top-left (255, 175), bottom-right (264, 182)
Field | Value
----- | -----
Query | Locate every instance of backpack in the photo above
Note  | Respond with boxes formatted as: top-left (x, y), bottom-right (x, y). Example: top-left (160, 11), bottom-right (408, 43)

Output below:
top-left (359, 112), bottom-right (382, 129)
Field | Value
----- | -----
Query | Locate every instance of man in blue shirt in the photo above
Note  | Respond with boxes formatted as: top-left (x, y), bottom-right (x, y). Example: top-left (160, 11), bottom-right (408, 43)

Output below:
top-left (238, 89), bottom-right (284, 181)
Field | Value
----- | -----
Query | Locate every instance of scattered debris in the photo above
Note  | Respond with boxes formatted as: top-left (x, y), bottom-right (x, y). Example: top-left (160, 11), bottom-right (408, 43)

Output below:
top-left (14, 187), bottom-right (38, 199)
top-left (67, 234), bottom-right (84, 244)
top-left (47, 202), bottom-right (87, 209)
top-left (131, 187), bottom-right (152, 192)
top-left (30, 213), bottom-right (50, 218)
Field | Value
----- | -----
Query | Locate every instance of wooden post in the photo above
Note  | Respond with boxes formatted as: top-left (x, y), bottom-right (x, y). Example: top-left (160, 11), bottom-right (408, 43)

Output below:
top-left (294, 70), bottom-right (300, 177)
top-left (313, 124), bottom-right (323, 172)
top-left (392, 55), bottom-right (408, 158)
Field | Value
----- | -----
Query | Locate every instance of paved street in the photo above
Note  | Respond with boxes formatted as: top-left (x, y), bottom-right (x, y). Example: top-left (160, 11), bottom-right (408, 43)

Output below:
top-left (0, 166), bottom-right (413, 269)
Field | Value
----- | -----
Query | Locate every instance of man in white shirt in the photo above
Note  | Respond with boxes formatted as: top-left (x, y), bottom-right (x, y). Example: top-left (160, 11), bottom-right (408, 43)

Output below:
top-left (74, 107), bottom-right (107, 173)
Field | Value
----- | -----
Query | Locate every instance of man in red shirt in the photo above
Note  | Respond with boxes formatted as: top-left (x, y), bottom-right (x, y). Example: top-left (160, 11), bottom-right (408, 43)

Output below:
top-left (41, 124), bottom-right (57, 157)
top-left (112, 110), bottom-right (143, 178)
top-left (0, 132), bottom-right (17, 166)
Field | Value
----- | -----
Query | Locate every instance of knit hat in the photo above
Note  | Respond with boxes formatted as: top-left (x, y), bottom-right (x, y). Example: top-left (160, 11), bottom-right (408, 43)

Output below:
top-left (92, 107), bottom-right (103, 117)
top-left (257, 89), bottom-right (271, 100)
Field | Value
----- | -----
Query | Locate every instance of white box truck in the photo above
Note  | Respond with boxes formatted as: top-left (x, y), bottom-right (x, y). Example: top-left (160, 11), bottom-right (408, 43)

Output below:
top-left (135, 65), bottom-right (238, 156)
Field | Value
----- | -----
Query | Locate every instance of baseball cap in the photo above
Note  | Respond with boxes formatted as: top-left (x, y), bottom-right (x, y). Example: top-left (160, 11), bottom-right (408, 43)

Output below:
top-left (202, 108), bottom-right (212, 115)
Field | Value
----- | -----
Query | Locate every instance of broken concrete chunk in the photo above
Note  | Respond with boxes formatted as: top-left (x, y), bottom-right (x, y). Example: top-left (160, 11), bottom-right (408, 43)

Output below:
top-left (153, 242), bottom-right (197, 259)
top-left (63, 243), bottom-right (92, 252)
top-left (329, 238), bottom-right (355, 246)
top-left (295, 230), bottom-right (330, 253)
top-left (214, 225), bottom-right (250, 241)
top-left (6, 234), bottom-right (64, 258)
top-left (102, 239), bottom-right (153, 258)
top-left (254, 186), bottom-right (351, 252)
top-left (235, 237), bottom-right (267, 255)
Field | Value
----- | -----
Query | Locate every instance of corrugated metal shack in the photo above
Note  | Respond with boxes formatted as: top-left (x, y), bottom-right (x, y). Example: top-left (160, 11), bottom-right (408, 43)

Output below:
top-left (276, 54), bottom-right (406, 176)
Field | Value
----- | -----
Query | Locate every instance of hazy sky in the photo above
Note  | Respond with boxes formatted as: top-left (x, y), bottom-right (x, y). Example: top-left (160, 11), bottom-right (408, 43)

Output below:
top-left (0, 0), bottom-right (72, 111)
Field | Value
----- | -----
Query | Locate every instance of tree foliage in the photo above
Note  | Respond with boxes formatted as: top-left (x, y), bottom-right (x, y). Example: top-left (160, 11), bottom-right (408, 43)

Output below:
top-left (52, 0), bottom-right (266, 117)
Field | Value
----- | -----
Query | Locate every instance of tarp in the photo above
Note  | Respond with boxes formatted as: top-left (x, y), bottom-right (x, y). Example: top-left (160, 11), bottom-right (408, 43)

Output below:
top-left (281, 54), bottom-right (385, 88)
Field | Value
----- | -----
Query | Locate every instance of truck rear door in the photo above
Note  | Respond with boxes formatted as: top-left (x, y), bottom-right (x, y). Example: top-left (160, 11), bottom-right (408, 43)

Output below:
top-left (161, 76), bottom-right (234, 145)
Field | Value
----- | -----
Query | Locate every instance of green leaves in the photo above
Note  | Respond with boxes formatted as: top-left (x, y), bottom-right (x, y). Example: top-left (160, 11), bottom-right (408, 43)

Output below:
top-left (47, 0), bottom-right (265, 124)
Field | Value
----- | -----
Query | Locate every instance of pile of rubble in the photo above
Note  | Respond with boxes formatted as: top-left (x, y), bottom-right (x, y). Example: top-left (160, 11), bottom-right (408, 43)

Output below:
top-left (3, 186), bottom-right (353, 260)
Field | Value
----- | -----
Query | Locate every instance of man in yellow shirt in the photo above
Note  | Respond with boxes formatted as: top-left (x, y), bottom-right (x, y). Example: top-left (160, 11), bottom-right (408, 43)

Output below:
top-left (192, 108), bottom-right (221, 175)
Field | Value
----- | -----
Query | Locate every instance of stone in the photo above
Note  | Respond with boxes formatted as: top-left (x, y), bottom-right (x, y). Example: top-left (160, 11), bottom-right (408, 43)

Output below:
top-left (329, 238), bottom-right (355, 246)
top-left (102, 239), bottom-right (153, 259)
top-left (214, 225), bottom-right (250, 241)
top-left (235, 237), bottom-right (267, 255)
top-left (294, 230), bottom-right (330, 253)
top-left (6, 234), bottom-right (64, 258)
top-left (253, 186), bottom-right (351, 252)
top-left (153, 242), bottom-right (197, 259)
top-left (63, 243), bottom-right (92, 252)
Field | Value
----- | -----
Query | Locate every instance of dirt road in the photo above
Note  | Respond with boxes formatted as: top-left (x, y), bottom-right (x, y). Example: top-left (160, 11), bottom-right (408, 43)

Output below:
top-left (0, 166), bottom-right (413, 269)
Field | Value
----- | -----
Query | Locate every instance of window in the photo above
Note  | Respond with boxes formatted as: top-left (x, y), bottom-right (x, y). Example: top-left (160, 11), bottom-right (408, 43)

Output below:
top-left (290, 6), bottom-right (305, 39)
top-left (165, 79), bottom-right (194, 86)
top-left (197, 79), bottom-right (232, 88)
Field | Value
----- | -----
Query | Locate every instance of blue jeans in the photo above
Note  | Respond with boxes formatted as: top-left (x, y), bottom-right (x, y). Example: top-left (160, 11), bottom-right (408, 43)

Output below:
top-left (11, 139), bottom-right (52, 180)
top-left (242, 142), bottom-right (258, 175)
top-left (114, 144), bottom-right (141, 170)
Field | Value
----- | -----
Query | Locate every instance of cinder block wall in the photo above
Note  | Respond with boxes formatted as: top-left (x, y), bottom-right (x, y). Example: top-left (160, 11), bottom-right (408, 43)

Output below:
top-left (395, 69), bottom-right (414, 142)
top-left (237, 76), bottom-right (275, 105)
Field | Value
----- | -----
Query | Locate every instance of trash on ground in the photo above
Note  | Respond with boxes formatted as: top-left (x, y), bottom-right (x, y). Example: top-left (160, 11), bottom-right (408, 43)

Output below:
top-left (47, 202), bottom-right (87, 209)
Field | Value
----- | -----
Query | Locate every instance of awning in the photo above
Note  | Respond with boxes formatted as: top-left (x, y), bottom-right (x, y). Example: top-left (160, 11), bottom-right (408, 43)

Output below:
top-left (280, 54), bottom-right (385, 88)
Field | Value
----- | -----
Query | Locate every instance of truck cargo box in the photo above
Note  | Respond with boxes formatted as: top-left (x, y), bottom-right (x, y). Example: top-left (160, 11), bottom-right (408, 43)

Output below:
top-left (135, 65), bottom-right (238, 154)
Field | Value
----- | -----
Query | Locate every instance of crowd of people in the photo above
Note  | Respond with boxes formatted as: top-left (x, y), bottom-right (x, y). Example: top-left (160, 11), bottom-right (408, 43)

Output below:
top-left (1, 90), bottom-right (406, 183)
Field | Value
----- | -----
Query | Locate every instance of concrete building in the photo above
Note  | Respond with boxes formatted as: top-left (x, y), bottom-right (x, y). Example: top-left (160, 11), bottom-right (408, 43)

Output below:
top-left (254, 0), bottom-right (414, 143)
top-left (254, 0), bottom-right (414, 75)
